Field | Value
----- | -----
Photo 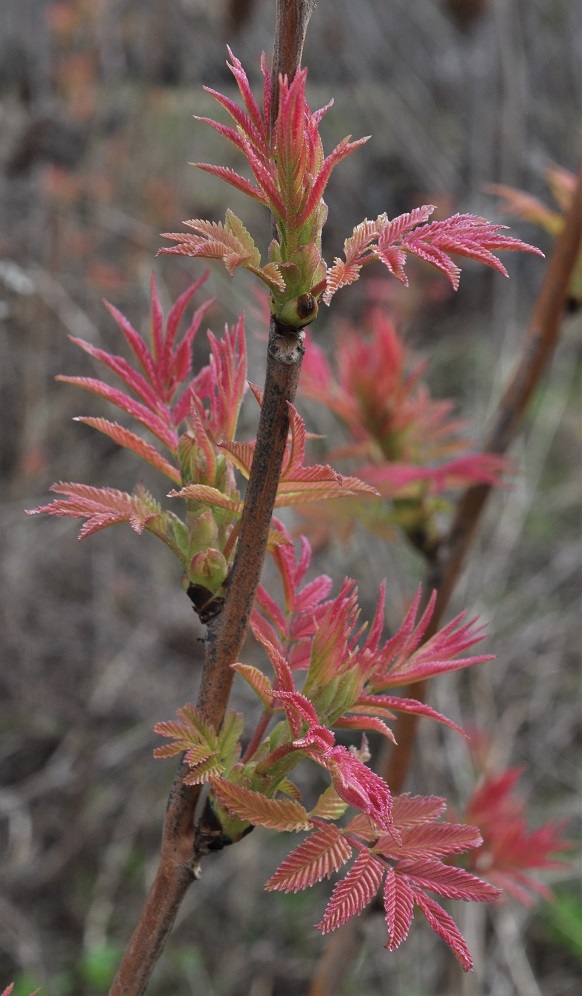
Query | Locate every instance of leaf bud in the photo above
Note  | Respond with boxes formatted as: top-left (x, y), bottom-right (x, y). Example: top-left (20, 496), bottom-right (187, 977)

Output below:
top-left (275, 293), bottom-right (319, 329)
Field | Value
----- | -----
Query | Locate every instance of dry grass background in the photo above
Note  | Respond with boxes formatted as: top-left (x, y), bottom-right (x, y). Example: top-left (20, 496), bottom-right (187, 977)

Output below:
top-left (0, 1), bottom-right (580, 994)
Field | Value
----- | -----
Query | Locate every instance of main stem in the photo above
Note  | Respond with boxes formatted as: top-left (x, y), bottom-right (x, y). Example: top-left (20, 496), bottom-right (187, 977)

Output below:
top-left (109, 2), bottom-right (315, 992)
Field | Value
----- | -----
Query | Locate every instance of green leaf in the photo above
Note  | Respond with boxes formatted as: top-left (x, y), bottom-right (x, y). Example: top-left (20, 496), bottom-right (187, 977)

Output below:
top-left (224, 209), bottom-right (261, 268)
top-left (218, 710), bottom-right (245, 766)
top-left (309, 784), bottom-right (349, 821)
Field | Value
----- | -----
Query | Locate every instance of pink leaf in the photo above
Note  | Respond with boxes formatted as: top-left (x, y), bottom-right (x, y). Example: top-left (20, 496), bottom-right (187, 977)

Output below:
top-left (103, 299), bottom-right (158, 387)
top-left (399, 857), bottom-right (501, 903)
top-left (412, 891), bottom-right (474, 972)
top-left (323, 258), bottom-right (363, 304)
top-left (74, 417), bottom-right (181, 483)
top-left (251, 627), bottom-right (296, 698)
top-left (383, 866), bottom-right (415, 951)
top-left (162, 271), bottom-right (210, 359)
top-left (401, 213), bottom-right (544, 289)
top-left (391, 823), bottom-right (483, 860)
top-left (68, 335), bottom-right (162, 411)
top-left (168, 484), bottom-right (242, 514)
top-left (27, 482), bottom-right (162, 539)
top-left (57, 375), bottom-right (178, 452)
top-left (333, 714), bottom-right (397, 743)
top-left (392, 794), bottom-right (447, 828)
top-left (194, 164), bottom-right (272, 209)
top-left (370, 590), bottom-right (492, 689)
top-left (315, 851), bottom-right (385, 933)
top-left (296, 135), bottom-right (370, 229)
top-left (326, 745), bottom-right (394, 833)
top-left (355, 693), bottom-right (466, 736)
top-left (231, 663), bottom-right (273, 707)
top-left (265, 824), bottom-right (352, 893)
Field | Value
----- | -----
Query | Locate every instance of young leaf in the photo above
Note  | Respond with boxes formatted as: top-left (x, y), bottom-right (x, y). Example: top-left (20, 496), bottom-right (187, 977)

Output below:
top-left (219, 400), bottom-right (378, 508)
top-left (324, 209), bottom-right (544, 303)
top-left (74, 417), bottom-right (182, 483)
top-left (154, 703), bottom-right (218, 756)
top-left (412, 891), bottom-right (474, 972)
top-left (396, 857), bottom-right (499, 903)
top-left (309, 784), bottom-right (349, 822)
top-left (27, 482), bottom-right (163, 539)
top-left (315, 850), bottom-right (385, 933)
top-left (265, 824), bottom-right (352, 893)
top-left (210, 778), bottom-right (310, 832)
top-left (391, 793), bottom-right (447, 828)
top-left (57, 374), bottom-right (179, 452)
top-left (231, 663), bottom-right (274, 707)
top-left (464, 767), bottom-right (572, 905)
top-left (383, 866), bottom-right (415, 952)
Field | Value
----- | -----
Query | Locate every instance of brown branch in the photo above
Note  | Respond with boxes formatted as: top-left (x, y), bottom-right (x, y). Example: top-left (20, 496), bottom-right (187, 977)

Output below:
top-left (109, 3), bottom-right (315, 993)
top-left (272, 0), bottom-right (316, 125)
top-left (307, 161), bottom-right (582, 996)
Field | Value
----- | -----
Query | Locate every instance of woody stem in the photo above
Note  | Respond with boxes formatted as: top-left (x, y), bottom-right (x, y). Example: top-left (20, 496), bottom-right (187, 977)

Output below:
top-left (109, 3), bottom-right (315, 994)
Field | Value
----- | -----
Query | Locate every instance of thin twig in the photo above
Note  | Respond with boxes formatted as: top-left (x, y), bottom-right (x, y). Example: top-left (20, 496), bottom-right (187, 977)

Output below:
top-left (307, 161), bottom-right (582, 996)
top-left (109, 2), bottom-right (315, 993)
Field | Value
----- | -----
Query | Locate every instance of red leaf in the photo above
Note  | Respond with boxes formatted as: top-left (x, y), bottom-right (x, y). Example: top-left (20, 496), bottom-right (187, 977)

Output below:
top-left (392, 793), bottom-right (447, 828)
top-left (390, 822), bottom-right (483, 860)
top-left (68, 335), bottom-right (163, 411)
top-left (355, 693), bottom-right (466, 736)
top-left (315, 851), bottom-right (385, 933)
top-left (464, 766), bottom-right (572, 905)
top-left (333, 714), bottom-right (396, 743)
top-left (398, 857), bottom-right (501, 903)
top-left (383, 866), bottom-right (415, 951)
top-left (231, 663), bottom-right (273, 707)
top-left (265, 824), bottom-right (352, 893)
top-left (413, 891), bottom-right (474, 972)
top-left (168, 484), bottom-right (243, 515)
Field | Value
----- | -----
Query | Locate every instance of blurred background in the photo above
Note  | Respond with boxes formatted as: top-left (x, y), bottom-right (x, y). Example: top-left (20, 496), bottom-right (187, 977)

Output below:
top-left (0, 1), bottom-right (580, 993)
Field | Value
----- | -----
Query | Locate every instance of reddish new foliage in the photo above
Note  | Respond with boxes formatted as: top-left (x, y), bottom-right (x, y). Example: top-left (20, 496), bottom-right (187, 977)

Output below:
top-left (300, 307), bottom-right (509, 502)
top-left (251, 521), bottom-right (333, 669)
top-left (252, 536), bottom-right (493, 735)
top-left (28, 42), bottom-right (553, 979)
top-left (464, 768), bottom-right (571, 906)
top-left (159, 49), bottom-right (542, 326)
top-left (266, 794), bottom-right (500, 971)
top-left (159, 49), bottom-right (366, 315)
top-left (28, 482), bottom-right (164, 540)
top-left (324, 209), bottom-right (543, 301)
